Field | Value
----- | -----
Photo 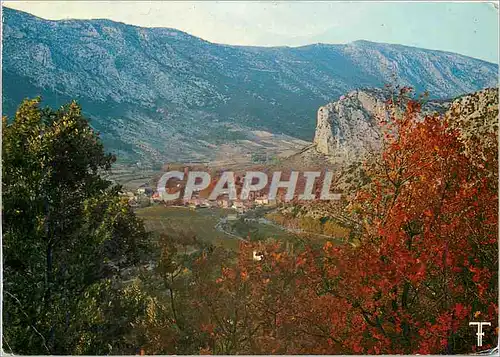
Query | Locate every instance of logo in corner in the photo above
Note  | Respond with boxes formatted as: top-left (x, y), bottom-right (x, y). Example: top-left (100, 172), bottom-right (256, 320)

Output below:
top-left (469, 321), bottom-right (491, 347)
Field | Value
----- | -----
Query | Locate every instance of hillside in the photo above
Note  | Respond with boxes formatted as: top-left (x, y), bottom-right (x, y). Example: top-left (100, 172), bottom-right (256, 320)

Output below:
top-left (2, 7), bottom-right (498, 165)
top-left (312, 88), bottom-right (453, 161)
top-left (276, 87), bottom-right (499, 221)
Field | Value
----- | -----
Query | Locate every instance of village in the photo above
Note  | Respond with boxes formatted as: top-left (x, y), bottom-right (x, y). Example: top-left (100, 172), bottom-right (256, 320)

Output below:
top-left (119, 181), bottom-right (277, 215)
top-left (119, 181), bottom-right (282, 262)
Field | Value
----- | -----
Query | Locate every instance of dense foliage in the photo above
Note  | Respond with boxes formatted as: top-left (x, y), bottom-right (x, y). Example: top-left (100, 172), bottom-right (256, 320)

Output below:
top-left (2, 99), bottom-right (149, 354)
top-left (2, 91), bottom-right (497, 354)
top-left (178, 91), bottom-right (498, 354)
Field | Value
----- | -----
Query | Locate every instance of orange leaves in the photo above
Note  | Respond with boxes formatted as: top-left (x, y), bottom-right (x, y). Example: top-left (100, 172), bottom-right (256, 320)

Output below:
top-left (199, 346), bottom-right (212, 354)
top-left (221, 267), bottom-right (234, 279)
top-left (187, 90), bottom-right (497, 354)
top-left (325, 91), bottom-right (499, 354)
top-left (240, 271), bottom-right (249, 281)
top-left (295, 256), bottom-right (307, 267)
top-left (423, 209), bottom-right (433, 218)
top-left (406, 99), bottom-right (422, 114)
top-left (324, 241), bottom-right (334, 251)
top-left (271, 252), bottom-right (284, 262)
top-left (200, 323), bottom-right (215, 334)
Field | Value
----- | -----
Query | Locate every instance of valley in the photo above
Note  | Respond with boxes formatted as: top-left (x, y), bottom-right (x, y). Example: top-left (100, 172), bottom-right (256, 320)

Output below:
top-left (2, 6), bottom-right (497, 167)
top-left (2, 2), bottom-right (498, 355)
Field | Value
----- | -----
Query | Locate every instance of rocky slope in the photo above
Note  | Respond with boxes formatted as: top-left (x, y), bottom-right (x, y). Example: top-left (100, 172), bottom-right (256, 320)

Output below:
top-left (280, 87), bottom-right (499, 224)
top-left (309, 86), bottom-right (497, 172)
top-left (313, 88), bottom-right (387, 160)
top-left (313, 88), bottom-right (454, 160)
top-left (445, 88), bottom-right (499, 164)
top-left (2, 7), bottom-right (498, 165)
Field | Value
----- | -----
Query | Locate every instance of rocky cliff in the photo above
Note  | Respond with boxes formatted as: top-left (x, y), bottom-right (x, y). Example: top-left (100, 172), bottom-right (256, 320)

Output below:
top-left (2, 7), bottom-right (498, 165)
top-left (290, 87), bottom-right (499, 224)
top-left (313, 88), bottom-right (387, 159)
top-left (445, 88), bottom-right (499, 164)
top-left (312, 87), bottom-right (498, 162)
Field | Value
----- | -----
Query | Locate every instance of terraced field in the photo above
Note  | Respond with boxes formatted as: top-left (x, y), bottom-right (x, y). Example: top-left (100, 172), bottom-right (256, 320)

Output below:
top-left (135, 205), bottom-right (304, 251)
top-left (135, 206), bottom-right (241, 250)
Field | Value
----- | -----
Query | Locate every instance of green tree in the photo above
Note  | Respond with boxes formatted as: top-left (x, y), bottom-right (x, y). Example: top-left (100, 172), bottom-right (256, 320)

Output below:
top-left (2, 98), bottom-right (150, 354)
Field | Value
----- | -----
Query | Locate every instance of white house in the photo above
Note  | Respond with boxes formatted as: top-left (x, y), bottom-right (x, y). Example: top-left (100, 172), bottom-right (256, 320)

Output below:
top-left (253, 251), bottom-right (263, 261)
top-left (137, 187), bottom-right (146, 195)
top-left (255, 197), bottom-right (269, 205)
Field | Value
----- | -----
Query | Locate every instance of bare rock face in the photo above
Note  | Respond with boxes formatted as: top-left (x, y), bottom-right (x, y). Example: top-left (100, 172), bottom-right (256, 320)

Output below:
top-left (3, 7), bottom-right (498, 165)
top-left (313, 87), bottom-right (498, 163)
top-left (445, 88), bottom-right (499, 163)
top-left (313, 88), bottom-right (387, 160)
top-left (313, 107), bottom-right (336, 155)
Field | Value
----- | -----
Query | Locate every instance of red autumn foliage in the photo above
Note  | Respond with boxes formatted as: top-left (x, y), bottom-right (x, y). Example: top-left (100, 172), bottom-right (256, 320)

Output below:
top-left (192, 89), bottom-right (498, 354)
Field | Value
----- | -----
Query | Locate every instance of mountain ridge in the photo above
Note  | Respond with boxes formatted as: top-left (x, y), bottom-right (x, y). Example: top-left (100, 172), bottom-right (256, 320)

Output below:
top-left (2, 6), bottom-right (498, 166)
top-left (3, 6), bottom-right (498, 64)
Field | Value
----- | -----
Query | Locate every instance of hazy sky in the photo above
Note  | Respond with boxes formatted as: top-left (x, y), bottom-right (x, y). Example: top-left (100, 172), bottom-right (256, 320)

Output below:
top-left (3, 1), bottom-right (499, 63)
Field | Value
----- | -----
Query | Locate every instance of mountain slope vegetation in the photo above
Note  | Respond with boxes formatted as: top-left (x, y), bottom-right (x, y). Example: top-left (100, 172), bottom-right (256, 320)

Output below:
top-left (2, 7), bottom-right (497, 164)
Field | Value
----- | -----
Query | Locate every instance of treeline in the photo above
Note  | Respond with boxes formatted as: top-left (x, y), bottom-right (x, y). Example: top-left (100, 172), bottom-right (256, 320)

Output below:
top-left (2, 99), bottom-right (151, 354)
top-left (2, 89), bottom-right (498, 354)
